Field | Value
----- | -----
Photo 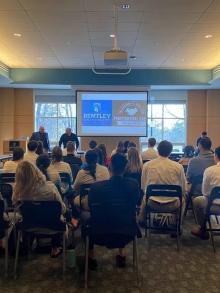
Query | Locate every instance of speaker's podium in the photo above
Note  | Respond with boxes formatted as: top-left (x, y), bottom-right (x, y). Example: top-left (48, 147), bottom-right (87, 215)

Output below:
top-left (3, 139), bottom-right (26, 154)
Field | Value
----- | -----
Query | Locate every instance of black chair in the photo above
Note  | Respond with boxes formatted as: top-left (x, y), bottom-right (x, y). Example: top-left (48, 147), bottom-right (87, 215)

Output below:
top-left (79, 184), bottom-right (92, 210)
top-left (13, 201), bottom-right (66, 278)
top-left (0, 200), bottom-right (11, 276)
top-left (145, 184), bottom-right (183, 250)
top-left (205, 187), bottom-right (220, 253)
top-left (84, 192), bottom-right (140, 288)
top-left (69, 164), bottom-right (80, 182)
top-left (184, 175), bottom-right (203, 222)
top-left (0, 173), bottom-right (15, 211)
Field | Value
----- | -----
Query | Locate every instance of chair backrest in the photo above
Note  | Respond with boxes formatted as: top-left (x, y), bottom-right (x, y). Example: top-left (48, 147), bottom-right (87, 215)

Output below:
top-left (80, 184), bottom-right (92, 197)
top-left (19, 201), bottom-right (63, 230)
top-left (69, 164), bottom-right (80, 181)
top-left (146, 184), bottom-right (182, 200)
top-left (0, 173), bottom-right (16, 183)
top-left (89, 190), bottom-right (137, 235)
top-left (0, 183), bottom-right (13, 208)
top-left (0, 200), bottom-right (5, 230)
top-left (189, 175), bottom-right (203, 196)
top-left (207, 187), bottom-right (220, 215)
top-left (59, 172), bottom-right (72, 193)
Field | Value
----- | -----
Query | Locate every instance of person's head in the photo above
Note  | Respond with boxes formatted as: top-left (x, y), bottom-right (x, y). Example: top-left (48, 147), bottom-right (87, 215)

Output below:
top-left (52, 146), bottom-right (63, 163)
top-left (116, 141), bottom-right (125, 153)
top-left (126, 147), bottom-right (142, 173)
top-left (84, 150), bottom-right (98, 179)
top-left (198, 137), bottom-right (212, 152)
top-left (148, 137), bottom-right (156, 148)
top-left (66, 127), bottom-right (72, 136)
top-left (157, 140), bottom-right (173, 157)
top-left (201, 131), bottom-right (207, 137)
top-left (110, 153), bottom-right (128, 176)
top-left (183, 145), bottom-right (195, 158)
top-left (36, 154), bottom-right (51, 180)
top-left (13, 147), bottom-right (24, 162)
top-left (27, 140), bottom-right (38, 152)
top-left (66, 141), bottom-right (75, 154)
top-left (123, 140), bottom-right (130, 153)
top-left (89, 140), bottom-right (97, 150)
top-left (36, 141), bottom-right (43, 155)
top-left (214, 146), bottom-right (220, 163)
top-left (128, 141), bottom-right (137, 149)
top-left (94, 147), bottom-right (104, 165)
top-left (14, 161), bottom-right (45, 200)
top-left (39, 126), bottom-right (45, 134)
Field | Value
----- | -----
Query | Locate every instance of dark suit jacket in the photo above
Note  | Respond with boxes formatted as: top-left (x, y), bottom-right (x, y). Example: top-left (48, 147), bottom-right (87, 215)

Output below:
top-left (88, 176), bottom-right (140, 236)
top-left (30, 131), bottom-right (50, 151)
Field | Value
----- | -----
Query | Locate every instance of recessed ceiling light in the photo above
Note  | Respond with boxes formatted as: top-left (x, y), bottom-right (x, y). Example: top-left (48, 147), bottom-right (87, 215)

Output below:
top-left (121, 4), bottom-right (130, 9)
top-left (13, 33), bottom-right (22, 37)
top-left (205, 34), bottom-right (213, 39)
top-left (109, 34), bottom-right (115, 38)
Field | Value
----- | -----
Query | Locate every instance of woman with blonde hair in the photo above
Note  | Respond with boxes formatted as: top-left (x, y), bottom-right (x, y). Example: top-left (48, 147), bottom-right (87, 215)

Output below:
top-left (13, 161), bottom-right (66, 257)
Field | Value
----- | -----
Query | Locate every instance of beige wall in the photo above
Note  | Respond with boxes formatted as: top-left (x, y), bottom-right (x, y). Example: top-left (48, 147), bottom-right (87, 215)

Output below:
top-left (187, 90), bottom-right (220, 148)
top-left (0, 88), bottom-right (34, 153)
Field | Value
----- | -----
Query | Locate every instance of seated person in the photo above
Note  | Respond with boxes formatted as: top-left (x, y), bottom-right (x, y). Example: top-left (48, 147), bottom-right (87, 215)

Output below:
top-left (141, 137), bottom-right (158, 161)
top-left (12, 161), bottom-right (66, 257)
top-left (124, 147), bottom-right (143, 195)
top-left (97, 144), bottom-right (110, 167)
top-left (127, 141), bottom-right (137, 149)
top-left (111, 141), bottom-right (125, 157)
top-left (89, 140), bottom-right (97, 150)
top-left (178, 145), bottom-right (195, 167)
top-left (140, 140), bottom-right (187, 224)
top-left (187, 137), bottom-right (215, 195)
top-left (50, 146), bottom-right (73, 193)
top-left (63, 141), bottom-right (82, 167)
top-left (87, 153), bottom-right (140, 268)
top-left (71, 150), bottom-right (110, 227)
top-left (24, 140), bottom-right (38, 165)
top-left (3, 147), bottom-right (24, 173)
top-left (36, 154), bottom-right (61, 188)
top-left (191, 146), bottom-right (220, 239)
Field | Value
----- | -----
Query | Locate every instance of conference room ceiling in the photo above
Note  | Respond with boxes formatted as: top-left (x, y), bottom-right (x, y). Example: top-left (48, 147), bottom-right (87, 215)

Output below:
top-left (1, 0), bottom-right (220, 69)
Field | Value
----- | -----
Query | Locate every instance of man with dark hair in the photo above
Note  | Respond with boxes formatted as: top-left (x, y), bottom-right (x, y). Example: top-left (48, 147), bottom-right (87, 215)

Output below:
top-left (3, 147), bottom-right (24, 172)
top-left (196, 131), bottom-right (208, 147)
top-left (59, 127), bottom-right (79, 149)
top-left (63, 141), bottom-right (82, 167)
top-left (141, 137), bottom-right (158, 161)
top-left (24, 140), bottom-right (38, 165)
top-left (187, 137), bottom-right (215, 195)
top-left (140, 140), bottom-right (186, 223)
top-left (30, 126), bottom-right (50, 152)
top-left (89, 140), bottom-right (97, 150)
top-left (192, 146), bottom-right (220, 239)
top-left (87, 153), bottom-right (140, 268)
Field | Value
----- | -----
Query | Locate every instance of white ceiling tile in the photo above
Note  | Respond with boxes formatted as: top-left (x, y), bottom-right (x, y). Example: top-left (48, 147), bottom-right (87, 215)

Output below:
top-left (19, 0), bottom-right (84, 11)
top-left (143, 12), bottom-right (201, 24)
top-left (0, 0), bottom-right (21, 10)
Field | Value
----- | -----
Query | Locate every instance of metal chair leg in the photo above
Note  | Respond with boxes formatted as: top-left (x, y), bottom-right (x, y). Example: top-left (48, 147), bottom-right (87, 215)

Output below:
top-left (4, 229), bottom-right (8, 278)
top-left (62, 232), bottom-right (66, 278)
top-left (84, 236), bottom-right (89, 289)
top-left (208, 219), bottom-right (216, 253)
top-left (14, 230), bottom-right (21, 279)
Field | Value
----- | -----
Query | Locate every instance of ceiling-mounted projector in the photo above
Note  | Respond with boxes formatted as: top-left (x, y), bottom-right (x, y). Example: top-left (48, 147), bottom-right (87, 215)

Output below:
top-left (104, 49), bottom-right (128, 66)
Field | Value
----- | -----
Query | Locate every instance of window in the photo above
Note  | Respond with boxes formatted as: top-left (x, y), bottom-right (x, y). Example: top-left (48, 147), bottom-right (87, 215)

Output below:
top-left (141, 103), bottom-right (186, 152)
top-left (35, 103), bottom-right (76, 147)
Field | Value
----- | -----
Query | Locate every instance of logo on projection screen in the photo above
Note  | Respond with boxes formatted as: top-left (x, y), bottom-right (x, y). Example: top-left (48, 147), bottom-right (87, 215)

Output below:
top-left (82, 100), bottom-right (112, 126)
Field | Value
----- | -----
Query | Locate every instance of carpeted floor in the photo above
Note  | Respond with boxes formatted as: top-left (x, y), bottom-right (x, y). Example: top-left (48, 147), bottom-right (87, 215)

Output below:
top-left (0, 213), bottom-right (220, 293)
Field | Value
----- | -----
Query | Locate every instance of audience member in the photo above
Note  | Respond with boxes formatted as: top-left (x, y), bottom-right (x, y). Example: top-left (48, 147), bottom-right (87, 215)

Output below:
top-left (3, 147), bottom-right (24, 172)
top-left (123, 140), bottom-right (130, 154)
top-left (36, 141), bottom-right (44, 155)
top-left (191, 146), bottom-right (220, 239)
top-left (30, 126), bottom-right (50, 152)
top-left (141, 137), bottom-right (158, 161)
top-left (24, 140), bottom-right (38, 165)
top-left (87, 153), bottom-right (140, 268)
top-left (187, 137), bottom-right (215, 195)
top-left (63, 141), bottom-right (82, 167)
top-left (36, 154), bottom-right (61, 187)
top-left (93, 147), bottom-right (104, 165)
top-left (178, 145), bottom-right (195, 167)
top-left (12, 161), bottom-right (65, 257)
top-left (127, 141), bottom-right (137, 149)
top-left (111, 141), bottom-right (125, 156)
top-left (89, 140), bottom-right (97, 150)
top-left (140, 140), bottom-right (186, 223)
top-left (196, 131), bottom-right (208, 147)
top-left (98, 144), bottom-right (110, 167)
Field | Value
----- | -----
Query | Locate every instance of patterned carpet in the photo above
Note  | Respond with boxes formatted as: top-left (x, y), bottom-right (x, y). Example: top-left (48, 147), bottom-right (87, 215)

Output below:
top-left (0, 213), bottom-right (220, 293)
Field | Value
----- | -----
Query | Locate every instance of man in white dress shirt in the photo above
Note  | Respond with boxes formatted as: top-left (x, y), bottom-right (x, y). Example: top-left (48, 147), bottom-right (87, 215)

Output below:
top-left (140, 140), bottom-right (187, 223)
top-left (192, 146), bottom-right (220, 239)
top-left (24, 140), bottom-right (38, 165)
top-left (141, 137), bottom-right (158, 161)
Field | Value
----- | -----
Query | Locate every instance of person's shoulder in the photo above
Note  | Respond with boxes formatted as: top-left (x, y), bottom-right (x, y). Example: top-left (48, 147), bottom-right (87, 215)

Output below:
top-left (97, 163), bottom-right (108, 171)
top-left (205, 164), bottom-right (217, 174)
top-left (91, 179), bottom-right (109, 190)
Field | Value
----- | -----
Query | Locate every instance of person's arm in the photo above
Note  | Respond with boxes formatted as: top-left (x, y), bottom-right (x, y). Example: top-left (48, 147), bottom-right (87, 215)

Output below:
top-left (58, 134), bottom-right (63, 148)
top-left (186, 158), bottom-right (194, 183)
top-left (74, 134), bottom-right (79, 149)
top-left (30, 132), bottom-right (36, 141)
top-left (202, 168), bottom-right (211, 197)
top-left (52, 184), bottom-right (66, 214)
top-left (46, 133), bottom-right (50, 151)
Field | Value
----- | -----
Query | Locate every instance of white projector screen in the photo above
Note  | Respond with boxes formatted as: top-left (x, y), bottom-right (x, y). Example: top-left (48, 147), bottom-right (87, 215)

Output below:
top-left (76, 91), bottom-right (148, 137)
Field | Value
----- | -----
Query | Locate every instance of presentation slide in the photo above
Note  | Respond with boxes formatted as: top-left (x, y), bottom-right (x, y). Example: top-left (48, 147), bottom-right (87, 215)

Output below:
top-left (76, 91), bottom-right (148, 136)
